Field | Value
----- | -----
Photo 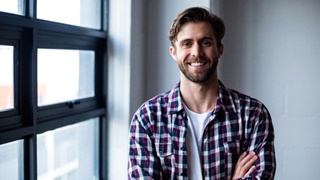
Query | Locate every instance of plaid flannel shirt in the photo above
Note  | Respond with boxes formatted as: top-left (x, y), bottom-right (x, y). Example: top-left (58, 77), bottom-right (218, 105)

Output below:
top-left (128, 81), bottom-right (276, 179)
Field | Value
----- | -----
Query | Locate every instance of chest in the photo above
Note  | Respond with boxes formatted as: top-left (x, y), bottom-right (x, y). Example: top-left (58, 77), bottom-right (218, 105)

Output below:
top-left (152, 111), bottom-right (249, 178)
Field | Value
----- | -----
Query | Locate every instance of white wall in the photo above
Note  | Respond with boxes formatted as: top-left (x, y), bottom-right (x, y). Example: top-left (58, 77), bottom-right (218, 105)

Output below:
top-left (108, 0), bottom-right (320, 179)
top-left (219, 0), bottom-right (320, 179)
top-left (107, 0), bottom-right (131, 179)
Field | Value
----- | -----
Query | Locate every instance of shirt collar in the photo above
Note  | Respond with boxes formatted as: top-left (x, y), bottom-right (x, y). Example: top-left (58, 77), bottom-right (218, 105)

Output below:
top-left (167, 82), bottom-right (184, 114)
top-left (216, 80), bottom-right (237, 114)
top-left (168, 80), bottom-right (237, 115)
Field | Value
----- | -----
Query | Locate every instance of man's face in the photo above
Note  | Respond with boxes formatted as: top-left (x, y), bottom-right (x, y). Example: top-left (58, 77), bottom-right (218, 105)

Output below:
top-left (169, 21), bottom-right (223, 84)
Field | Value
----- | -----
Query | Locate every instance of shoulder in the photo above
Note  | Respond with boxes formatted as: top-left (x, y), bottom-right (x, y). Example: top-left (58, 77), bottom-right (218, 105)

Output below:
top-left (219, 82), bottom-right (270, 115)
top-left (230, 88), bottom-right (263, 107)
top-left (220, 84), bottom-right (273, 134)
top-left (133, 83), bottom-right (182, 120)
top-left (137, 91), bottom-right (171, 116)
top-left (130, 84), bottom-right (183, 137)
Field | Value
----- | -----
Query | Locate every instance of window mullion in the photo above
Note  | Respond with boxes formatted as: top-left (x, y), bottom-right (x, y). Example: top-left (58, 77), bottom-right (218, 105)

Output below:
top-left (22, 0), bottom-right (38, 179)
top-left (26, 0), bottom-right (36, 19)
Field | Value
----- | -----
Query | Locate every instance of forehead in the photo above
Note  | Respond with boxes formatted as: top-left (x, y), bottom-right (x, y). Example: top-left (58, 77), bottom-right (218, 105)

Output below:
top-left (176, 21), bottom-right (216, 42)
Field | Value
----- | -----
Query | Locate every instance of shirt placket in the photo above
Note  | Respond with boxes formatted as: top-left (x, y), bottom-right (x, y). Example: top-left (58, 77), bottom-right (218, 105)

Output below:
top-left (201, 113), bottom-right (216, 179)
top-left (175, 112), bottom-right (189, 179)
top-left (202, 127), bottom-right (210, 179)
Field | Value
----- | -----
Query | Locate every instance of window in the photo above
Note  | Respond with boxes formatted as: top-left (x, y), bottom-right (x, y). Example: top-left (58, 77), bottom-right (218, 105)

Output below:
top-left (0, 140), bottom-right (24, 179)
top-left (0, 0), bottom-right (107, 179)
top-left (37, 118), bottom-right (98, 180)
top-left (0, 0), bottom-right (25, 15)
top-left (37, 49), bottom-right (95, 106)
top-left (37, 0), bottom-right (101, 29)
top-left (0, 45), bottom-right (14, 111)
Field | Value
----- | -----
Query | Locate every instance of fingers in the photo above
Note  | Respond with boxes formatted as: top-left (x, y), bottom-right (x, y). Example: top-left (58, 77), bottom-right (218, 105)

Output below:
top-left (237, 151), bottom-right (247, 162)
top-left (240, 152), bottom-right (257, 168)
top-left (244, 165), bottom-right (256, 177)
top-left (244, 152), bottom-right (258, 166)
top-left (232, 152), bottom-right (258, 179)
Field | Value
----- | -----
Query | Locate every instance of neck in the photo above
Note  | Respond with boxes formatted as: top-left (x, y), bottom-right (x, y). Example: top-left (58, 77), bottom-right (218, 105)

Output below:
top-left (180, 75), bottom-right (219, 114)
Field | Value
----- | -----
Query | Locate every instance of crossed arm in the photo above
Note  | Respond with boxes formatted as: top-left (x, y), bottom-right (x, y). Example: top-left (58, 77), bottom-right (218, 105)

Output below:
top-left (232, 152), bottom-right (258, 179)
top-left (128, 105), bottom-right (275, 179)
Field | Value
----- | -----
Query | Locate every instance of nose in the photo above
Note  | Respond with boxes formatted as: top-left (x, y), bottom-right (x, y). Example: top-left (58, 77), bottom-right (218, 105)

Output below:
top-left (191, 43), bottom-right (203, 57)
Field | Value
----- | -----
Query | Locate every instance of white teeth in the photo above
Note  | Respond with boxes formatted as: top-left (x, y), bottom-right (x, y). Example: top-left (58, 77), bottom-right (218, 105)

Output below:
top-left (190, 62), bottom-right (204, 67)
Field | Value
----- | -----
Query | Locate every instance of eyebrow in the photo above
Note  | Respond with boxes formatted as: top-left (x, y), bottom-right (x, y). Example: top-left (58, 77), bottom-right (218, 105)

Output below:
top-left (178, 37), bottom-right (214, 45)
top-left (179, 37), bottom-right (214, 43)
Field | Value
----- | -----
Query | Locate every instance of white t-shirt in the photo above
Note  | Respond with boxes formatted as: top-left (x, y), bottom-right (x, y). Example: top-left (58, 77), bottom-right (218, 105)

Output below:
top-left (184, 105), bottom-right (212, 180)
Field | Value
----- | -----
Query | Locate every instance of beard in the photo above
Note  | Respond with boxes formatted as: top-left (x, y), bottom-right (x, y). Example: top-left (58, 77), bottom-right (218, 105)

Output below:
top-left (178, 57), bottom-right (219, 83)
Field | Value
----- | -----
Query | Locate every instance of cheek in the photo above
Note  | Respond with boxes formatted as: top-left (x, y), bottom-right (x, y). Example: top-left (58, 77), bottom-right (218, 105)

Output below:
top-left (176, 50), bottom-right (190, 59)
top-left (205, 50), bottom-right (219, 58)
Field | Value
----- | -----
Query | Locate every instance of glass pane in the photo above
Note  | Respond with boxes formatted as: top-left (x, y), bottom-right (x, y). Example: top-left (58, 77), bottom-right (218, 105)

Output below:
top-left (38, 49), bottom-right (95, 106)
top-left (0, 140), bottom-right (24, 179)
top-left (37, 0), bottom-right (101, 29)
top-left (37, 118), bottom-right (99, 180)
top-left (0, 45), bottom-right (14, 112)
top-left (0, 0), bottom-right (25, 15)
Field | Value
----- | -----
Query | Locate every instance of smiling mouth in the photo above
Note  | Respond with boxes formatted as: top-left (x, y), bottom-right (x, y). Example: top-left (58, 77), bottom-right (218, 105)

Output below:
top-left (189, 62), bottom-right (205, 67)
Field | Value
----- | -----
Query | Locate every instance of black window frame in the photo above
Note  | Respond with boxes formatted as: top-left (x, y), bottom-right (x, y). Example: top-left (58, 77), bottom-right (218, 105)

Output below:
top-left (0, 0), bottom-right (108, 179)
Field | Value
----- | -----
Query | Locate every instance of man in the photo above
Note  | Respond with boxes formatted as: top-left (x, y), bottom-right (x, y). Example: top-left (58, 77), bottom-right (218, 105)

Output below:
top-left (128, 7), bottom-right (276, 179)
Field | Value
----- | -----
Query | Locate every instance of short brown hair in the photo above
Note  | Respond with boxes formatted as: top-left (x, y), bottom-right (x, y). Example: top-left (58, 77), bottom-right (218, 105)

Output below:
top-left (168, 7), bottom-right (225, 47)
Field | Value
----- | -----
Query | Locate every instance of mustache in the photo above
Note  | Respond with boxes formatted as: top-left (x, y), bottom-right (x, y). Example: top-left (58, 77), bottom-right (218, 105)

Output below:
top-left (187, 57), bottom-right (208, 63)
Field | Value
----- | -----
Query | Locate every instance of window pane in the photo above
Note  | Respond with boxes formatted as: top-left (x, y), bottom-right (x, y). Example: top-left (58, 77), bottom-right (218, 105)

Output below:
top-left (38, 49), bottom-right (95, 106)
top-left (0, 0), bottom-right (25, 15)
top-left (37, 118), bottom-right (99, 180)
top-left (37, 0), bottom-right (101, 29)
top-left (0, 45), bottom-right (14, 112)
top-left (0, 140), bottom-right (24, 179)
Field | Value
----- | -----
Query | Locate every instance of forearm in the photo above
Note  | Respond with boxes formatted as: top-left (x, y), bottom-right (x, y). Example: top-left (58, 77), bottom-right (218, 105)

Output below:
top-left (235, 106), bottom-right (276, 180)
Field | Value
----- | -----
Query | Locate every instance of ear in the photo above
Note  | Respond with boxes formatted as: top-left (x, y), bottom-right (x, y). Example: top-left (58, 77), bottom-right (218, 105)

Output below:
top-left (218, 44), bottom-right (224, 59)
top-left (169, 46), bottom-right (177, 61)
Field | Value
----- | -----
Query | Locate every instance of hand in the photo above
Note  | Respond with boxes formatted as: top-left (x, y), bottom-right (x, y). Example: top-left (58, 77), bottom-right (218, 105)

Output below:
top-left (231, 152), bottom-right (258, 179)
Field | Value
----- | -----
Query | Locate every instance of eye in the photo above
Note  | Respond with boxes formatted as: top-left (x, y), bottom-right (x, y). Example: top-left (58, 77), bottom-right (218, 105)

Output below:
top-left (201, 39), bottom-right (212, 47)
top-left (181, 41), bottom-right (192, 48)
